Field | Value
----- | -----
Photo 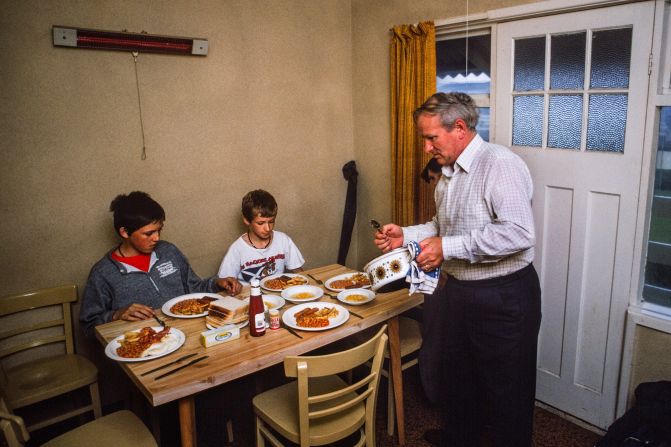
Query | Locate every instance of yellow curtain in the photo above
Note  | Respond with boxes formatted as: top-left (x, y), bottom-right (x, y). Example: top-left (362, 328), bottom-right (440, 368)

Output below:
top-left (390, 21), bottom-right (436, 226)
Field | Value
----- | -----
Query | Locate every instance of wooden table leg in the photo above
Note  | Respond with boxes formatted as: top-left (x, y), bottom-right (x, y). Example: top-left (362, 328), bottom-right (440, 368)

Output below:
top-left (387, 316), bottom-right (406, 445)
top-left (178, 396), bottom-right (197, 447)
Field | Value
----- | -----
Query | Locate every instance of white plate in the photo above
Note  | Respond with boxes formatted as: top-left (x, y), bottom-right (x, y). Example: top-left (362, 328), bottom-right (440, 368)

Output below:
top-left (260, 273), bottom-right (310, 292)
top-left (282, 302), bottom-right (349, 332)
top-left (281, 285), bottom-right (324, 304)
top-left (324, 272), bottom-right (372, 292)
top-left (206, 320), bottom-right (249, 331)
top-left (105, 327), bottom-right (185, 362)
top-left (337, 288), bottom-right (376, 305)
top-left (161, 292), bottom-right (222, 318)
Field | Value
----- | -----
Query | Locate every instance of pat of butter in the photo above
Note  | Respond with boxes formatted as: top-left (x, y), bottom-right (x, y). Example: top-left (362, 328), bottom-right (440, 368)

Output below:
top-left (200, 325), bottom-right (240, 347)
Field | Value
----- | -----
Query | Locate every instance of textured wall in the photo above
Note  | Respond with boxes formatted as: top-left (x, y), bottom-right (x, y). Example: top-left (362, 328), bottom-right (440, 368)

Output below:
top-left (0, 2), bottom-right (354, 303)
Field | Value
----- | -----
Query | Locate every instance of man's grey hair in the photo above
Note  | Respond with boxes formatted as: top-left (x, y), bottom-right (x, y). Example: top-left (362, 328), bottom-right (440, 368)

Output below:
top-left (413, 92), bottom-right (479, 131)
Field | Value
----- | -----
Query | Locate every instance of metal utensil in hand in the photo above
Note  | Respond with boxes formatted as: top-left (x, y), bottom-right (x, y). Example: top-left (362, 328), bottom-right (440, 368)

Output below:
top-left (370, 219), bottom-right (384, 234)
top-left (153, 314), bottom-right (166, 327)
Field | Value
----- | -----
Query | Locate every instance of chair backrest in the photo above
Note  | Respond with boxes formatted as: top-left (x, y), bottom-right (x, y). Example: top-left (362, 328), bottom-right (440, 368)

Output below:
top-left (0, 285), bottom-right (78, 370)
top-left (0, 395), bottom-right (30, 447)
top-left (283, 325), bottom-right (388, 444)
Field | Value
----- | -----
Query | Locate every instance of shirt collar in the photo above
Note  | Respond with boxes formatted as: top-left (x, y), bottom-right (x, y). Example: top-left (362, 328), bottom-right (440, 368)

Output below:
top-left (454, 133), bottom-right (483, 174)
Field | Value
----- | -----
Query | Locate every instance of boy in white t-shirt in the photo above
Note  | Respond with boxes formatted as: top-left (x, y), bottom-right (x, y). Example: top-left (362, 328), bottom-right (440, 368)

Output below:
top-left (218, 189), bottom-right (305, 284)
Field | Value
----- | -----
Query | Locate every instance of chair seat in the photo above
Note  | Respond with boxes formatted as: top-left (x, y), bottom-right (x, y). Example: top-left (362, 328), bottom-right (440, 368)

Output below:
top-left (4, 354), bottom-right (98, 409)
top-left (41, 410), bottom-right (157, 447)
top-left (253, 375), bottom-right (365, 446)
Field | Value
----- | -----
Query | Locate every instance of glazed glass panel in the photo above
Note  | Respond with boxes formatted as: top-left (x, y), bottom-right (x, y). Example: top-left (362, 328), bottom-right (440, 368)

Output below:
top-left (586, 94), bottom-right (627, 152)
top-left (590, 28), bottom-right (632, 89)
top-left (477, 107), bottom-right (490, 142)
top-left (512, 95), bottom-right (543, 147)
top-left (550, 33), bottom-right (586, 90)
top-left (548, 95), bottom-right (583, 149)
top-left (514, 37), bottom-right (546, 91)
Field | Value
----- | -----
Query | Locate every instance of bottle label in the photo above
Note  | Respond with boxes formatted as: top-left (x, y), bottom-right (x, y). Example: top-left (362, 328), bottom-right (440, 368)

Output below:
top-left (254, 313), bottom-right (266, 331)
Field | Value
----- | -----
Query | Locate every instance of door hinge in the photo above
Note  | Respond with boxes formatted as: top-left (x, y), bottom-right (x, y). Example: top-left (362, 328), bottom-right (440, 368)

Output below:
top-left (648, 53), bottom-right (653, 76)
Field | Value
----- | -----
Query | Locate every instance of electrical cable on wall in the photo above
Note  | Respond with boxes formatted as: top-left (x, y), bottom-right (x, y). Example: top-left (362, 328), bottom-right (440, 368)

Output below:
top-left (132, 51), bottom-right (148, 160)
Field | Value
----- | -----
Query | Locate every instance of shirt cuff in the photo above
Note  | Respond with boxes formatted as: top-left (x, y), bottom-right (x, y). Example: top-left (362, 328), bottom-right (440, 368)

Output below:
top-left (442, 235), bottom-right (467, 261)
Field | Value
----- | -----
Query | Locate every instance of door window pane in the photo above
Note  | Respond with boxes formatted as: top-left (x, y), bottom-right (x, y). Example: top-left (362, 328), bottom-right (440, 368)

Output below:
top-left (477, 107), bottom-right (490, 142)
top-left (513, 95), bottom-right (543, 146)
top-left (548, 95), bottom-right (583, 149)
top-left (644, 107), bottom-right (671, 307)
top-left (550, 33), bottom-right (586, 89)
top-left (586, 94), bottom-right (627, 152)
top-left (514, 37), bottom-right (546, 91)
top-left (590, 28), bottom-right (632, 89)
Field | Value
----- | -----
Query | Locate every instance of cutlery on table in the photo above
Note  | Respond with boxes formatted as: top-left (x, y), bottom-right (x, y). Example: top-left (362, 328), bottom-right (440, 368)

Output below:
top-left (307, 273), bottom-right (323, 285)
top-left (141, 353), bottom-right (198, 376)
top-left (348, 310), bottom-right (364, 319)
top-left (155, 355), bottom-right (209, 380)
top-left (284, 326), bottom-right (303, 339)
top-left (153, 314), bottom-right (167, 327)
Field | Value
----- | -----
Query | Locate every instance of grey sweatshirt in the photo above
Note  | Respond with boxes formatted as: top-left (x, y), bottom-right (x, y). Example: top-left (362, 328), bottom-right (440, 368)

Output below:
top-left (80, 240), bottom-right (220, 336)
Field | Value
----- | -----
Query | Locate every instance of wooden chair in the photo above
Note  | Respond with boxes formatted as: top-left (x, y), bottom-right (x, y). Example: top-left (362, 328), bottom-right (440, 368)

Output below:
top-left (253, 325), bottom-right (388, 447)
top-left (1, 395), bottom-right (156, 447)
top-left (382, 316), bottom-right (422, 436)
top-left (0, 285), bottom-right (102, 432)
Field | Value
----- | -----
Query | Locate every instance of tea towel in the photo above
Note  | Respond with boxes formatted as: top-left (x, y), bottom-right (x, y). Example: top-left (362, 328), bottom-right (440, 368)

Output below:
top-left (406, 241), bottom-right (440, 295)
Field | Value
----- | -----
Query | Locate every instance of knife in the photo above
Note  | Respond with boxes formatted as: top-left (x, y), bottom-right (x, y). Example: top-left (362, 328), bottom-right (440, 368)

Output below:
top-left (284, 326), bottom-right (303, 339)
top-left (348, 310), bottom-right (364, 319)
top-left (141, 353), bottom-right (198, 376)
top-left (155, 355), bottom-right (209, 380)
top-left (153, 314), bottom-right (167, 327)
top-left (307, 273), bottom-right (323, 285)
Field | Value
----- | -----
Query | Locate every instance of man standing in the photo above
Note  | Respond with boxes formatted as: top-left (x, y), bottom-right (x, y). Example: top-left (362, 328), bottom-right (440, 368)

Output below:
top-left (375, 92), bottom-right (541, 446)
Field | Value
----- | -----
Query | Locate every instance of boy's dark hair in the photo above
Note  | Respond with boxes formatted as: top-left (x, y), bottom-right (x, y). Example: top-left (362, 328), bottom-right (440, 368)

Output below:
top-left (109, 191), bottom-right (165, 235)
top-left (421, 158), bottom-right (442, 183)
top-left (242, 190), bottom-right (277, 221)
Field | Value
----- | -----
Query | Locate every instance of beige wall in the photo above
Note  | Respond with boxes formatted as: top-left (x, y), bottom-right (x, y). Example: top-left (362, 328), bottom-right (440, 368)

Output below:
top-left (0, 1), bottom-right (354, 320)
top-left (628, 325), bottom-right (671, 405)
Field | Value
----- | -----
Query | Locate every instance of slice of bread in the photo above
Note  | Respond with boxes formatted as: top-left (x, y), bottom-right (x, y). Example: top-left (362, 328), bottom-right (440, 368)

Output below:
top-left (206, 297), bottom-right (248, 327)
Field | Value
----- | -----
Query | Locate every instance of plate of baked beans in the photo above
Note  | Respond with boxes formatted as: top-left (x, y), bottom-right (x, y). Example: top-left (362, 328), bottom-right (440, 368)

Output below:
top-left (324, 272), bottom-right (371, 292)
top-left (104, 326), bottom-right (185, 362)
top-left (162, 293), bottom-right (220, 318)
top-left (282, 302), bottom-right (349, 331)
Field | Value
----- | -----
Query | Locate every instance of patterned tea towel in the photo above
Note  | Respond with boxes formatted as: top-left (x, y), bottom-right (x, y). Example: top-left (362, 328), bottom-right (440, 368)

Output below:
top-left (406, 241), bottom-right (440, 295)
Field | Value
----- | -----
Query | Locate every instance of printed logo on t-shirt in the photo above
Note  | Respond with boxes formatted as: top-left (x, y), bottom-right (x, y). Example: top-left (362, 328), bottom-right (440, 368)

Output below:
top-left (156, 261), bottom-right (178, 278)
top-left (241, 255), bottom-right (284, 282)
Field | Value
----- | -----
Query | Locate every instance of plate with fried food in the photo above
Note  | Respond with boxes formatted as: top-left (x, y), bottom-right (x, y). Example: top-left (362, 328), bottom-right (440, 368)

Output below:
top-left (324, 272), bottom-right (372, 292)
top-left (105, 326), bottom-right (185, 362)
top-left (162, 293), bottom-right (220, 318)
top-left (260, 273), bottom-right (309, 292)
top-left (337, 288), bottom-right (376, 305)
top-left (282, 302), bottom-right (349, 331)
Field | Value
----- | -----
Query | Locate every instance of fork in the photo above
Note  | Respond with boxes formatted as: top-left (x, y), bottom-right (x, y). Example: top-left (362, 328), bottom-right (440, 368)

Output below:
top-left (153, 314), bottom-right (166, 327)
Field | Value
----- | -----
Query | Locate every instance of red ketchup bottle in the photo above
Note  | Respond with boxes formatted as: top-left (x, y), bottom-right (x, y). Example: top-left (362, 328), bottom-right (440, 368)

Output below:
top-left (248, 278), bottom-right (266, 337)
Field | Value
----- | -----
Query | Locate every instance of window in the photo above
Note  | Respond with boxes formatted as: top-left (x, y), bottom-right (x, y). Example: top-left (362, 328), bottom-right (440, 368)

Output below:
top-left (512, 28), bottom-right (632, 152)
top-left (436, 31), bottom-right (491, 141)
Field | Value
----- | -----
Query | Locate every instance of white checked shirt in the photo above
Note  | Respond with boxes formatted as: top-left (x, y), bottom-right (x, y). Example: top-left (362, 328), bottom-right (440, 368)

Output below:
top-left (403, 134), bottom-right (535, 281)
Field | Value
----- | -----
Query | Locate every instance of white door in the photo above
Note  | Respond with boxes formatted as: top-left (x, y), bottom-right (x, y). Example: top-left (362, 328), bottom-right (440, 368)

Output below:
top-left (494, 2), bottom-right (654, 428)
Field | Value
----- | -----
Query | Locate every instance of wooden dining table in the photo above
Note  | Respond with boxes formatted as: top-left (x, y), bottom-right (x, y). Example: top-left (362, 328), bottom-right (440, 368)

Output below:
top-left (95, 264), bottom-right (424, 447)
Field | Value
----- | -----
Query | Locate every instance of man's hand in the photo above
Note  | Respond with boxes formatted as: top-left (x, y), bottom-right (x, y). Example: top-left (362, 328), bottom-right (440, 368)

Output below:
top-left (114, 303), bottom-right (155, 321)
top-left (416, 237), bottom-right (445, 271)
top-left (374, 223), bottom-right (404, 253)
top-left (217, 277), bottom-right (242, 295)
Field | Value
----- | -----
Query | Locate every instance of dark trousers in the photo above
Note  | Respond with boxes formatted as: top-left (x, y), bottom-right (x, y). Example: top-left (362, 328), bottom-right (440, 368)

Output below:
top-left (438, 264), bottom-right (541, 447)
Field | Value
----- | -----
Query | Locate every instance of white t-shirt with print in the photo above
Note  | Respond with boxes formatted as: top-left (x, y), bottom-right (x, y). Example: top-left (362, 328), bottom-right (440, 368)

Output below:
top-left (217, 231), bottom-right (305, 284)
